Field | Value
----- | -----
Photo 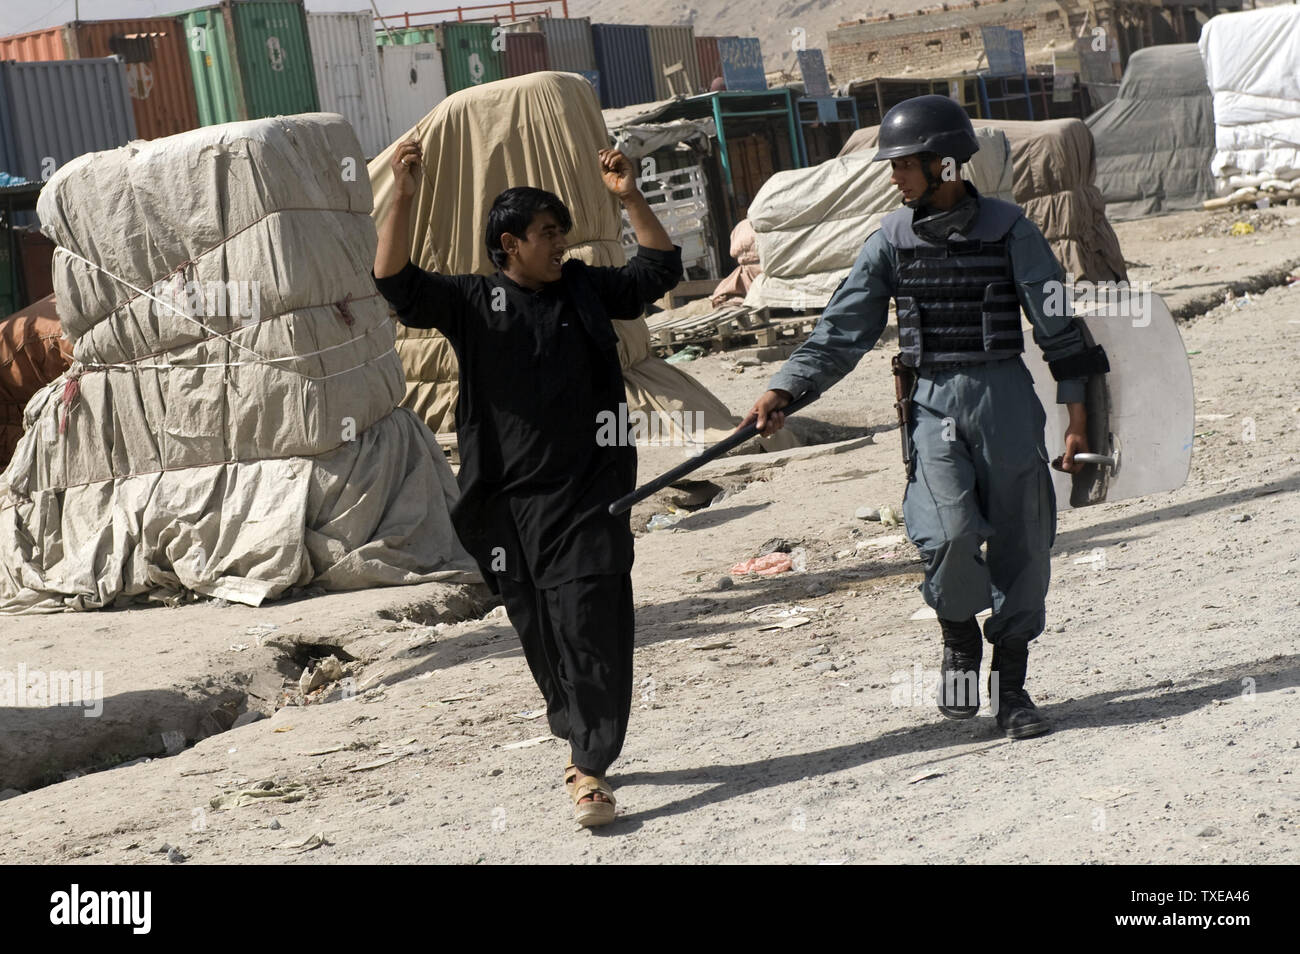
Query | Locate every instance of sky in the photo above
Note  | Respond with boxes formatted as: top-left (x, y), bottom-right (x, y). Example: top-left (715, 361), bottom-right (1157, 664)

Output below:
top-left (0, 1), bottom-right (540, 38)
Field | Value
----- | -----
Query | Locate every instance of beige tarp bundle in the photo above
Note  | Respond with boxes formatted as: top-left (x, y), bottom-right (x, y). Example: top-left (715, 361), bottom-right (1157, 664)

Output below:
top-left (840, 119), bottom-right (1127, 283)
top-left (0, 114), bottom-right (478, 613)
top-left (746, 126), bottom-right (1014, 310)
top-left (368, 71), bottom-right (757, 464)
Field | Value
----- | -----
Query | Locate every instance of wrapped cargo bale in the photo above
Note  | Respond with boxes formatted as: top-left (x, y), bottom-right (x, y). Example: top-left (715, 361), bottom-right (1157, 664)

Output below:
top-left (744, 126), bottom-right (1013, 310)
top-left (0, 114), bottom-right (479, 613)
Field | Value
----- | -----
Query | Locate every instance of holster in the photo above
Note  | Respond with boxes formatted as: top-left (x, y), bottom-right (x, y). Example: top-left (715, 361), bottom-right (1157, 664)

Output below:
top-left (891, 353), bottom-right (918, 479)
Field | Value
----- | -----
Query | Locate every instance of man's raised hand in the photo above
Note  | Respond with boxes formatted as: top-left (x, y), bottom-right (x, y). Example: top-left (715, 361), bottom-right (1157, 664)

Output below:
top-left (392, 140), bottom-right (423, 199)
top-left (598, 148), bottom-right (637, 198)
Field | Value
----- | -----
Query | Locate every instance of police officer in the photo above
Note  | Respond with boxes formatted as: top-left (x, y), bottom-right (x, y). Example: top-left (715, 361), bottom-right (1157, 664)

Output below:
top-left (744, 95), bottom-right (1108, 739)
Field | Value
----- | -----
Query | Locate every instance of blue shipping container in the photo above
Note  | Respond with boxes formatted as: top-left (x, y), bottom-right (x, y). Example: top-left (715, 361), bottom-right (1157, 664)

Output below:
top-left (590, 24), bottom-right (653, 109)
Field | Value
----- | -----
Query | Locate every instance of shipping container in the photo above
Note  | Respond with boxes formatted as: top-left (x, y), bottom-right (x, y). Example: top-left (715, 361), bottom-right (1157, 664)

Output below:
top-left (590, 24), bottom-right (653, 109)
top-left (374, 26), bottom-right (439, 46)
top-left (439, 23), bottom-right (505, 94)
top-left (505, 31), bottom-right (548, 78)
top-left (0, 26), bottom-right (69, 61)
top-left (178, 1), bottom-right (318, 126)
top-left (696, 36), bottom-right (727, 93)
top-left (378, 42), bottom-right (447, 142)
top-left (0, 18), bottom-right (200, 140)
top-left (646, 25), bottom-right (699, 101)
top-left (0, 58), bottom-right (137, 183)
top-left (540, 17), bottom-right (595, 72)
top-left (68, 19), bottom-right (201, 139)
top-left (306, 11), bottom-right (390, 158)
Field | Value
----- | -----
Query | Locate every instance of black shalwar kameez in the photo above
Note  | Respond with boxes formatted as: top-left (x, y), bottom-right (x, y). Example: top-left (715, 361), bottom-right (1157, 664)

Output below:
top-left (373, 245), bottom-right (682, 772)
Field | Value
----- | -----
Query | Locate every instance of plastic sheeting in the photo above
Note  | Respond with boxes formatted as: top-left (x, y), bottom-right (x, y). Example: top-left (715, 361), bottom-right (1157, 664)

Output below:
top-left (1086, 44), bottom-right (1216, 220)
top-left (1198, 5), bottom-right (1300, 189)
top-left (0, 114), bottom-right (479, 613)
top-left (368, 71), bottom-right (753, 464)
top-left (744, 126), bottom-right (1014, 310)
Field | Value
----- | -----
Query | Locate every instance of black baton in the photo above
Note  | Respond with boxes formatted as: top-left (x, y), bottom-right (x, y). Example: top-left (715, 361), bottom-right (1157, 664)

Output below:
top-left (607, 391), bottom-right (818, 516)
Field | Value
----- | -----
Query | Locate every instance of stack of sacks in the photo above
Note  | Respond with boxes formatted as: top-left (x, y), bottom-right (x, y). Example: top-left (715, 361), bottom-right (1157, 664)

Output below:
top-left (1198, 5), bottom-right (1300, 201)
top-left (709, 219), bottom-right (762, 306)
top-left (745, 126), bottom-right (1013, 311)
top-left (970, 119), bottom-right (1128, 283)
top-left (0, 114), bottom-right (478, 613)
top-left (368, 71), bottom-right (758, 466)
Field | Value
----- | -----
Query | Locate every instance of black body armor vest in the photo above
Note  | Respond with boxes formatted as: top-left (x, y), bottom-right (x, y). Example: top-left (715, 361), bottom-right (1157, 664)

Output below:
top-left (882, 197), bottom-right (1026, 369)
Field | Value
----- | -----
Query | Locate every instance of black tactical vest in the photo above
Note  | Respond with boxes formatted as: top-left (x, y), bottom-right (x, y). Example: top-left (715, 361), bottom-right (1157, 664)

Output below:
top-left (882, 197), bottom-right (1026, 369)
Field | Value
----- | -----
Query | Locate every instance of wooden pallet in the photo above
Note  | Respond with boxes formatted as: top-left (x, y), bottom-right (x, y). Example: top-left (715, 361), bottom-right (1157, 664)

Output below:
top-left (748, 312), bottom-right (821, 347)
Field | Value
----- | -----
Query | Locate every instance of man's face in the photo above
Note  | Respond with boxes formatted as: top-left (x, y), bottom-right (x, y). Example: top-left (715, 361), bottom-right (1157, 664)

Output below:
top-left (889, 155), bottom-right (937, 205)
top-left (504, 210), bottom-right (568, 284)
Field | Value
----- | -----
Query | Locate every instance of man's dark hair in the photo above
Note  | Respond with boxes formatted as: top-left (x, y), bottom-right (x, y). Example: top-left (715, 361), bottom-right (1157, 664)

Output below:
top-left (486, 187), bottom-right (573, 268)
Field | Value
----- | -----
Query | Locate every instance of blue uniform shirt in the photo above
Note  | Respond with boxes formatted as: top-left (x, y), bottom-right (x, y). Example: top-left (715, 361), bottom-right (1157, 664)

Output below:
top-left (767, 218), bottom-right (1089, 405)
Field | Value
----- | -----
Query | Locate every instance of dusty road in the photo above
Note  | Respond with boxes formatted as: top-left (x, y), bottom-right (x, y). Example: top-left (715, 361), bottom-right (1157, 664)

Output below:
top-left (1, 208), bottom-right (1297, 864)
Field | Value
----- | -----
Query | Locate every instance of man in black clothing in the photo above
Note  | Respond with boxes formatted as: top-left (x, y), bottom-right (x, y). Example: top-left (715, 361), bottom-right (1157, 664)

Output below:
top-left (372, 139), bottom-right (682, 826)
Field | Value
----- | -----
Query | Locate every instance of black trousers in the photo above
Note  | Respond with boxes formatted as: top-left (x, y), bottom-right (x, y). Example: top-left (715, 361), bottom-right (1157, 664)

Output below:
top-left (495, 572), bottom-right (635, 775)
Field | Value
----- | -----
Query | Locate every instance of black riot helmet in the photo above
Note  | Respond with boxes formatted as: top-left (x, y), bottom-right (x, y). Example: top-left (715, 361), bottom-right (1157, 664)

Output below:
top-left (872, 94), bottom-right (980, 163)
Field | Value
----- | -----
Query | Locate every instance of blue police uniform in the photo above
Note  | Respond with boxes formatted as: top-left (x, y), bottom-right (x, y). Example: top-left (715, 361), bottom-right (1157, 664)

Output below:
top-left (767, 183), bottom-right (1098, 650)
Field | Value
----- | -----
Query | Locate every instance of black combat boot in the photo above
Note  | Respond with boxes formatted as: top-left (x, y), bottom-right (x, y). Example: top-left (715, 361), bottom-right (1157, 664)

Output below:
top-left (990, 642), bottom-right (1050, 739)
top-left (937, 616), bottom-right (982, 720)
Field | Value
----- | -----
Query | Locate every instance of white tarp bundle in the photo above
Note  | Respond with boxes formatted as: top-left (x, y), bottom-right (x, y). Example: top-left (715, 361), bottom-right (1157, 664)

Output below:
top-left (0, 114), bottom-right (479, 613)
top-left (743, 126), bottom-right (1014, 310)
top-left (1199, 5), bottom-right (1300, 191)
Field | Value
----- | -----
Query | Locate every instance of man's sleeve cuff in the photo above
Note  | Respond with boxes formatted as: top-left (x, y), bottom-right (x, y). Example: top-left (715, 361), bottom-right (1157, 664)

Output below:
top-left (1056, 379), bottom-right (1086, 405)
top-left (633, 243), bottom-right (682, 263)
top-left (371, 259), bottom-right (419, 298)
top-left (767, 371), bottom-right (815, 399)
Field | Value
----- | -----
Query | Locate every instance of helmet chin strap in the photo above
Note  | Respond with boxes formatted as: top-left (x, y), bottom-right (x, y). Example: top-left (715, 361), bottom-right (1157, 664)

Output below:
top-left (904, 154), bottom-right (943, 210)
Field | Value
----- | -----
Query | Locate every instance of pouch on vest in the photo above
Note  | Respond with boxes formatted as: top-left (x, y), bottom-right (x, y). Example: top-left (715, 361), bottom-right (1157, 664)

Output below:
top-left (895, 296), bottom-right (923, 368)
top-left (981, 281), bottom-right (1025, 357)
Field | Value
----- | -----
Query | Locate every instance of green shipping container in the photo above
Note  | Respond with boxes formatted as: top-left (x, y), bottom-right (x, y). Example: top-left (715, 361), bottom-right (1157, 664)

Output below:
top-left (438, 24), bottom-right (504, 93)
top-left (372, 23), bottom-right (503, 92)
top-left (178, 1), bottom-right (318, 126)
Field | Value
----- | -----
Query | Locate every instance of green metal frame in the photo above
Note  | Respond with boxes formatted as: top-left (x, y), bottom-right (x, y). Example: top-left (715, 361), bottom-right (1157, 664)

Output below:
top-left (706, 88), bottom-right (804, 194)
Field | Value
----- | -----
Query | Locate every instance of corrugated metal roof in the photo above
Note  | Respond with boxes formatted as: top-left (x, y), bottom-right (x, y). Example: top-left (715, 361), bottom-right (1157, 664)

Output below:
top-left (306, 11), bottom-right (390, 158)
top-left (0, 58), bottom-right (138, 183)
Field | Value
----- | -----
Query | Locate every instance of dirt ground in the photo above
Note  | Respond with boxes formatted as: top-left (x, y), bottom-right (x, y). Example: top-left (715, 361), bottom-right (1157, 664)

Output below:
top-left (1, 207), bottom-right (1298, 864)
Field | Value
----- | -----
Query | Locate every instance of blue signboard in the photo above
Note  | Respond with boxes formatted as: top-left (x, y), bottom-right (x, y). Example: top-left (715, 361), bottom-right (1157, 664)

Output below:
top-left (575, 69), bottom-right (601, 104)
top-left (718, 37), bottom-right (766, 92)
top-left (980, 25), bottom-right (1026, 76)
top-left (796, 48), bottom-right (830, 97)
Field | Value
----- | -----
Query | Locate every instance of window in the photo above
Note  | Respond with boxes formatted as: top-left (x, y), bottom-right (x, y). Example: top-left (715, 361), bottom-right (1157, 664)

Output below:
top-left (868, 50), bottom-right (879, 63)
top-left (961, 31), bottom-right (971, 45)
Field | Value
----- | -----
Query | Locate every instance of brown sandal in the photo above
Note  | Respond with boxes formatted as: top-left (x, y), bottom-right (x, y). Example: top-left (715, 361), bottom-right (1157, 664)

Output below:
top-left (571, 775), bottom-right (616, 828)
top-left (564, 762), bottom-right (578, 798)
